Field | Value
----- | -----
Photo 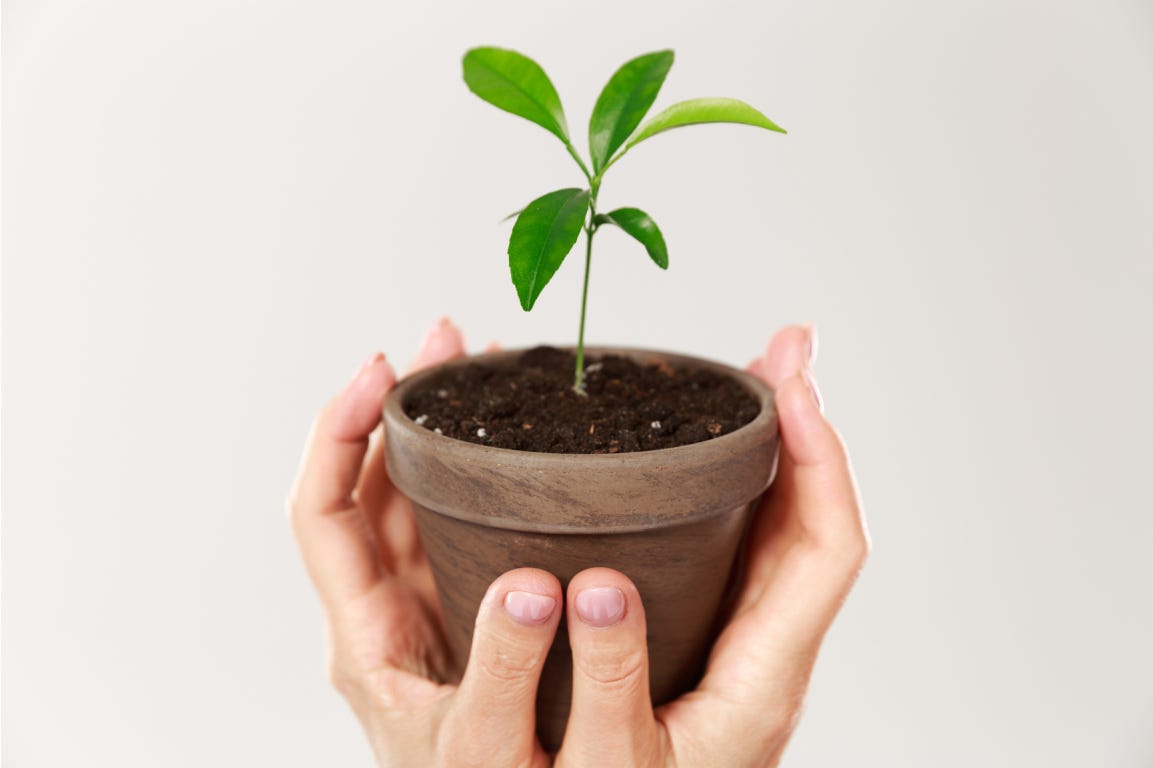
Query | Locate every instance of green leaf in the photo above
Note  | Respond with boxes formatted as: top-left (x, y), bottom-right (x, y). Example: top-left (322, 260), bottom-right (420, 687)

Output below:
top-left (463, 47), bottom-right (569, 143)
top-left (625, 97), bottom-right (786, 151)
top-left (596, 208), bottom-right (668, 269)
top-left (588, 50), bottom-right (674, 174)
top-left (509, 188), bottom-right (590, 310)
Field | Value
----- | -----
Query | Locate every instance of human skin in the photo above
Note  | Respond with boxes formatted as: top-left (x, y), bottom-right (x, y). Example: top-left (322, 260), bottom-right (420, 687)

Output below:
top-left (288, 318), bottom-right (869, 767)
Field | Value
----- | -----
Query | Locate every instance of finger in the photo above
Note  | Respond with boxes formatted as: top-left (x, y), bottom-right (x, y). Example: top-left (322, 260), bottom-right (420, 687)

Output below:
top-left (366, 318), bottom-right (465, 501)
top-left (709, 368), bottom-right (867, 686)
top-left (751, 323), bottom-right (815, 390)
top-left (561, 568), bottom-right (663, 765)
top-left (763, 369), bottom-right (866, 557)
top-left (288, 353), bottom-right (396, 607)
top-left (743, 369), bottom-right (867, 632)
top-left (360, 317), bottom-right (466, 569)
top-left (746, 355), bottom-right (768, 382)
top-left (356, 433), bottom-right (423, 574)
top-left (446, 569), bottom-right (561, 765)
top-left (683, 368), bottom-right (865, 760)
top-left (405, 316), bottom-right (467, 376)
top-left (357, 428), bottom-right (438, 611)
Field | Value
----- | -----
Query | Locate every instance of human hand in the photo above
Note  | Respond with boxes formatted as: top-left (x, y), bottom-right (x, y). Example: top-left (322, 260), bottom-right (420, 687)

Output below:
top-left (289, 318), bottom-right (561, 767)
top-left (541, 324), bottom-right (869, 767)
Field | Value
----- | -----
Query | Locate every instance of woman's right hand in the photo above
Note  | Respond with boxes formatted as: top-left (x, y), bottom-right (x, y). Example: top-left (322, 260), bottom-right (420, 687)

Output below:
top-left (289, 318), bottom-right (562, 767)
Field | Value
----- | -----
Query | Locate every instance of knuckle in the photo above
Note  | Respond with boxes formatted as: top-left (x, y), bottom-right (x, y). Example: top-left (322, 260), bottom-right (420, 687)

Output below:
top-left (847, 512), bottom-right (871, 564)
top-left (854, 527), bottom-right (872, 565)
top-left (831, 539), bottom-right (869, 584)
top-left (327, 660), bottom-right (359, 698)
top-left (326, 644), bottom-right (375, 703)
top-left (475, 641), bottom-right (544, 685)
top-left (801, 518), bottom-right (869, 593)
top-left (284, 491), bottom-right (299, 523)
top-left (576, 646), bottom-right (646, 694)
top-left (812, 503), bottom-right (869, 569)
top-left (834, 523), bottom-right (870, 570)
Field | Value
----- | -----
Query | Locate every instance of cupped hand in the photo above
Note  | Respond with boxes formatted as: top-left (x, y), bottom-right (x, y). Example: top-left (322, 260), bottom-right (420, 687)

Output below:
top-left (289, 318), bottom-right (558, 767)
top-left (289, 319), bottom-right (868, 768)
top-left (557, 325), bottom-right (869, 767)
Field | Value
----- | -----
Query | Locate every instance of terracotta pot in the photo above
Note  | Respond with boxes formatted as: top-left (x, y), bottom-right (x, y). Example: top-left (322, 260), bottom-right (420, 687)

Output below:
top-left (383, 348), bottom-right (779, 751)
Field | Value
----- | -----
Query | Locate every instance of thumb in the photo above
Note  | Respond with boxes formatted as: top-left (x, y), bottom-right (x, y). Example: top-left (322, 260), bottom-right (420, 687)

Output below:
top-left (559, 568), bottom-right (663, 766)
top-left (445, 568), bottom-right (561, 764)
top-left (772, 368), bottom-right (866, 551)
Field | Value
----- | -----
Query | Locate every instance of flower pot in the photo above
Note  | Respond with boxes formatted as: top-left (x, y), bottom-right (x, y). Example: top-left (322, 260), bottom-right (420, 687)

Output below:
top-left (383, 347), bottom-right (779, 751)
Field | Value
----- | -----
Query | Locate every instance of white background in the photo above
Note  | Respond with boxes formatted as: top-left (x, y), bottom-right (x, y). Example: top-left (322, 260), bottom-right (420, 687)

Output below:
top-left (4, 0), bottom-right (1152, 765)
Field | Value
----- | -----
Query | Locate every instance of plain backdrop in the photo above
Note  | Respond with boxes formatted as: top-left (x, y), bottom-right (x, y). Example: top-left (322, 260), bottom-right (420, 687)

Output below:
top-left (4, 0), bottom-right (1152, 765)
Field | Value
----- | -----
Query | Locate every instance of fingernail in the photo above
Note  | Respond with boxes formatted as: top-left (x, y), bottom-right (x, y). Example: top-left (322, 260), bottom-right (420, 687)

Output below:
top-left (504, 591), bottom-right (557, 626)
top-left (576, 587), bottom-right (626, 628)
top-left (804, 323), bottom-right (818, 367)
top-left (352, 352), bottom-right (384, 382)
top-left (418, 317), bottom-right (458, 358)
top-left (799, 367), bottom-right (823, 413)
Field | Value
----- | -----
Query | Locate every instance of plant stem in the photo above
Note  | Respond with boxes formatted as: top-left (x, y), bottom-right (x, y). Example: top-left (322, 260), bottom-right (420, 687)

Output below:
top-left (592, 151), bottom-right (624, 187)
top-left (574, 183), bottom-right (601, 393)
top-left (565, 142), bottom-right (593, 185)
top-left (574, 175), bottom-right (608, 389)
top-left (569, 142), bottom-right (604, 392)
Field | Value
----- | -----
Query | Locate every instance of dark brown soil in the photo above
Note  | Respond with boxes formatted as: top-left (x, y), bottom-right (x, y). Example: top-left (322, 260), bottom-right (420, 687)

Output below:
top-left (401, 347), bottom-right (759, 454)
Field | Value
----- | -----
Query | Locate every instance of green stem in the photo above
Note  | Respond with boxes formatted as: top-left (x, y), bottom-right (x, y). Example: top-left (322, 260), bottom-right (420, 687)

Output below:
top-left (565, 141), bottom-right (594, 185)
top-left (574, 184), bottom-right (600, 393)
top-left (592, 147), bottom-right (627, 187)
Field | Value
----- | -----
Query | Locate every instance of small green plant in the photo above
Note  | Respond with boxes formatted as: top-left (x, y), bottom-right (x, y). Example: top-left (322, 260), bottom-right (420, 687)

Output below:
top-left (463, 47), bottom-right (785, 391)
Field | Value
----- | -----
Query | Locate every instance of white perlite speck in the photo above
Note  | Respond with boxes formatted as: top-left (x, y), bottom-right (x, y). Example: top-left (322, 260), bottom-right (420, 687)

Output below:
top-left (414, 414), bottom-right (429, 426)
top-left (477, 428), bottom-right (488, 438)
top-left (433, 428), bottom-right (443, 435)
top-left (436, 389), bottom-right (448, 398)
top-left (650, 421), bottom-right (661, 429)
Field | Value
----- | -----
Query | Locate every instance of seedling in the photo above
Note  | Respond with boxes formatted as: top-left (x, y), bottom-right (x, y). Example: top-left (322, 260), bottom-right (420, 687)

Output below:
top-left (463, 47), bottom-right (785, 391)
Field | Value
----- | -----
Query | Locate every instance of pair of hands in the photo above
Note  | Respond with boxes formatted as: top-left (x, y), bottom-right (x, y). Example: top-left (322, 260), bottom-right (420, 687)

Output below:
top-left (288, 319), bottom-right (868, 768)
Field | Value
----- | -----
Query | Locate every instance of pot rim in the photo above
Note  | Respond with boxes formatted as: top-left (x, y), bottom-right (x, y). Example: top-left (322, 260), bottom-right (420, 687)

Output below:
top-left (385, 346), bottom-right (775, 463)
top-left (383, 346), bottom-right (780, 534)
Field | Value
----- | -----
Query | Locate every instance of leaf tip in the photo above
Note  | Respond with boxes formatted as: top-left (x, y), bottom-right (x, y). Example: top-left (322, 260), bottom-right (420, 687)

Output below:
top-left (461, 46), bottom-right (485, 69)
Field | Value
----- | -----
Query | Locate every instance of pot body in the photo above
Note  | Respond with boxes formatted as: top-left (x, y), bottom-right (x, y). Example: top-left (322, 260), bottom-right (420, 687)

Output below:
top-left (384, 348), bottom-right (779, 751)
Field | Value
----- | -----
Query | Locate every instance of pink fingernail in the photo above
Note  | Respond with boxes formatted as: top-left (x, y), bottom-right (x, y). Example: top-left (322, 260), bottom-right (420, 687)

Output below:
top-left (352, 352), bottom-right (384, 382)
top-left (800, 367), bottom-right (823, 413)
top-left (575, 587), bottom-right (626, 628)
top-left (504, 591), bottom-right (557, 626)
top-left (418, 317), bottom-right (459, 358)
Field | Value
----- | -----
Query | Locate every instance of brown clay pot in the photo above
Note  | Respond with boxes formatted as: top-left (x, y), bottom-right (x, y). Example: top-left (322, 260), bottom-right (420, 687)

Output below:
top-left (383, 348), bottom-right (779, 751)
